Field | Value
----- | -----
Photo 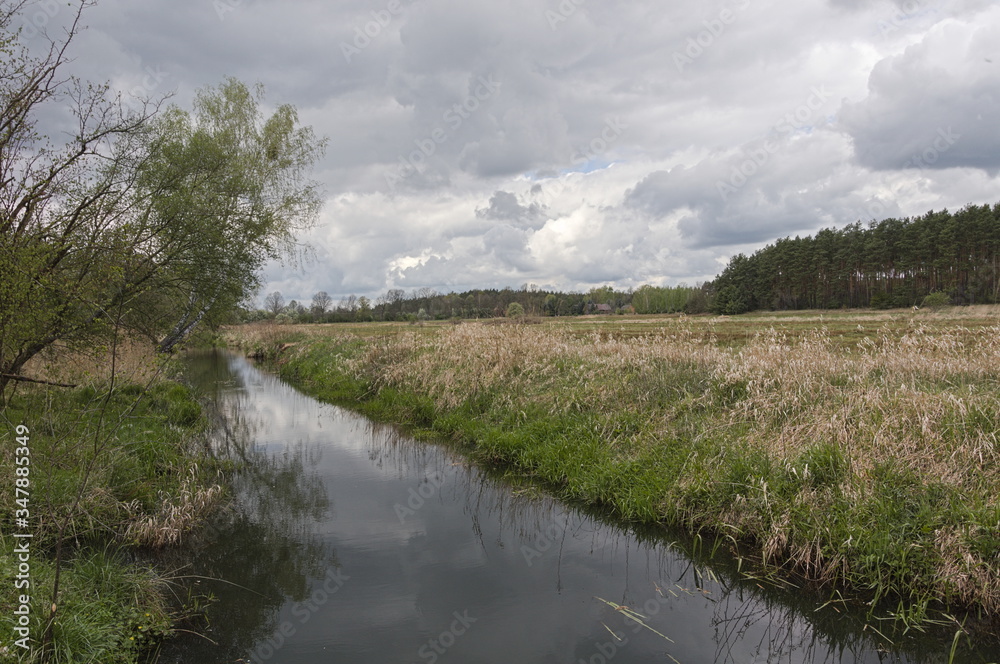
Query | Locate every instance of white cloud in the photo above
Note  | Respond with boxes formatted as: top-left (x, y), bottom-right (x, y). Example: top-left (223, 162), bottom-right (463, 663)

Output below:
top-left (41, 0), bottom-right (1000, 302)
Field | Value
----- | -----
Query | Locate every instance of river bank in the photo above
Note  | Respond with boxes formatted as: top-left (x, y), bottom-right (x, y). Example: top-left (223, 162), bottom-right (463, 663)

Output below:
top-left (0, 344), bottom-right (223, 664)
top-left (224, 309), bottom-right (1000, 643)
top-left (155, 348), bottom-right (999, 663)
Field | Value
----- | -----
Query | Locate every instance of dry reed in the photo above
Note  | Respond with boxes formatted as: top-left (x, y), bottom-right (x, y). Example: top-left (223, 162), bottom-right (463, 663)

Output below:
top-left (125, 466), bottom-right (224, 548)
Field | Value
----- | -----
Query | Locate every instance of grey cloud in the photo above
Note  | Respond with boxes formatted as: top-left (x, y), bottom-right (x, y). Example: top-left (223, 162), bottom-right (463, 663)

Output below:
top-left (840, 18), bottom-right (1000, 172)
top-left (475, 191), bottom-right (547, 229)
top-left (626, 131), bottom-right (870, 249)
top-left (395, 254), bottom-right (524, 292)
top-left (25, 0), bottom-right (1000, 300)
top-left (482, 225), bottom-right (536, 271)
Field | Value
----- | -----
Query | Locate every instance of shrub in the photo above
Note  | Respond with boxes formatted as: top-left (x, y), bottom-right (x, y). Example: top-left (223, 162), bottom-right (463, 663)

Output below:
top-left (921, 291), bottom-right (950, 310)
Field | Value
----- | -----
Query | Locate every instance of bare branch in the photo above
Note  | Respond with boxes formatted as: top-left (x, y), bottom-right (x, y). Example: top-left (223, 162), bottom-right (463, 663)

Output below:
top-left (0, 372), bottom-right (76, 387)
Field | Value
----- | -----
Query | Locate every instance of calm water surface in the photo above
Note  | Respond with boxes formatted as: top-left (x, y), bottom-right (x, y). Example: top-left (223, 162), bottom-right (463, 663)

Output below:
top-left (155, 350), bottom-right (999, 664)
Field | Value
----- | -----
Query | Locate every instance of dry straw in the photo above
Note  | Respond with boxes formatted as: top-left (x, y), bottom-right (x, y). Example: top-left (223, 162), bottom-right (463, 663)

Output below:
top-left (125, 466), bottom-right (223, 548)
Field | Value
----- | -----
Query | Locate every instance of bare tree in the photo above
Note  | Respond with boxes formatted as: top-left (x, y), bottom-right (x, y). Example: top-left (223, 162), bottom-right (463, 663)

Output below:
top-left (311, 290), bottom-right (332, 315)
top-left (264, 291), bottom-right (285, 316)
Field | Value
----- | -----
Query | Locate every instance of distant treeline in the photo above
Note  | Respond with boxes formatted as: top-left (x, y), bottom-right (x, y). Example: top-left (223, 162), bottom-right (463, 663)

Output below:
top-left (713, 203), bottom-right (1000, 314)
top-left (246, 202), bottom-right (1000, 323)
top-left (247, 283), bottom-right (710, 323)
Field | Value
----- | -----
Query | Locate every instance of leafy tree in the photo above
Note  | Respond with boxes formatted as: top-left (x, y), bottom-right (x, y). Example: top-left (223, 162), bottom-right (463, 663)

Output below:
top-left (588, 285), bottom-right (616, 305)
top-left (356, 296), bottom-right (373, 321)
top-left (140, 78), bottom-right (325, 351)
top-left (0, 1), bottom-right (325, 390)
top-left (714, 285), bottom-right (750, 315)
top-left (684, 285), bottom-right (709, 314)
top-left (712, 253), bottom-right (757, 314)
top-left (505, 302), bottom-right (525, 318)
top-left (921, 291), bottom-right (950, 310)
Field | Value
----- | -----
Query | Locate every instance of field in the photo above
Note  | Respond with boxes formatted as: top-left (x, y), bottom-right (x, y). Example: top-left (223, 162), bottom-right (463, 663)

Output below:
top-left (224, 306), bottom-right (1000, 638)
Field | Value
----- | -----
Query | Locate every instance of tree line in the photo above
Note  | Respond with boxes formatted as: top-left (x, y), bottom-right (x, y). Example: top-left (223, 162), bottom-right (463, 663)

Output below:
top-left (711, 203), bottom-right (1000, 314)
top-left (249, 282), bottom-right (711, 323)
top-left (254, 201), bottom-right (1000, 325)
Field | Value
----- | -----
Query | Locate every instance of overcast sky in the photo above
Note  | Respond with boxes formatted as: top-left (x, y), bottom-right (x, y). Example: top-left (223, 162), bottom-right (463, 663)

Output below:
top-left (29, 0), bottom-right (1000, 303)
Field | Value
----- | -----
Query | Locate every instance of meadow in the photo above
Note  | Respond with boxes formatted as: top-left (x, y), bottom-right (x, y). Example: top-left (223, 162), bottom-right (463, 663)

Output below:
top-left (224, 306), bottom-right (1000, 639)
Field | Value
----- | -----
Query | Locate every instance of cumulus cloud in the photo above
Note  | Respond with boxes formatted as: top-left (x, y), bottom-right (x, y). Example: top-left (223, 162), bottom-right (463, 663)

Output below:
top-left (839, 7), bottom-right (1000, 173)
top-left (475, 191), bottom-right (548, 229)
top-left (33, 0), bottom-right (1000, 302)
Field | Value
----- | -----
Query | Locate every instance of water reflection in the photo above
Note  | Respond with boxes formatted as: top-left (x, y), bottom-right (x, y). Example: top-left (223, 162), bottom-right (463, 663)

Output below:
top-left (151, 350), bottom-right (998, 664)
top-left (154, 351), bottom-right (336, 663)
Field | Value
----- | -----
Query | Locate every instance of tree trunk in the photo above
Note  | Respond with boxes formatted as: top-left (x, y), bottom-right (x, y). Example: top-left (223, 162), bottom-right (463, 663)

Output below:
top-left (157, 293), bottom-right (215, 354)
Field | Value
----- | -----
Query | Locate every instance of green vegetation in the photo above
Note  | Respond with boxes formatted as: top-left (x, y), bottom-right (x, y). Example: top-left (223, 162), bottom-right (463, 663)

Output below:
top-left (245, 282), bottom-right (709, 324)
top-left (923, 291), bottom-right (951, 310)
top-left (505, 302), bottom-right (525, 319)
top-left (0, 0), bottom-right (324, 390)
top-left (0, 345), bottom-right (221, 663)
top-left (712, 203), bottom-right (1000, 313)
top-left (226, 308), bottom-right (1000, 641)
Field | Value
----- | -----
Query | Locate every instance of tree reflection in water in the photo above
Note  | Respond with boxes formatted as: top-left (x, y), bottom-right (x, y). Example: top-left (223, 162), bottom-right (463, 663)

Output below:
top-left (154, 351), bottom-right (336, 663)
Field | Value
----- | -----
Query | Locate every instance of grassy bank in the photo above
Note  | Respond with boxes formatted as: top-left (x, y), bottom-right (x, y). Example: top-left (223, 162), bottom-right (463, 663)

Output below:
top-left (0, 343), bottom-right (222, 663)
top-left (226, 308), bottom-right (1000, 639)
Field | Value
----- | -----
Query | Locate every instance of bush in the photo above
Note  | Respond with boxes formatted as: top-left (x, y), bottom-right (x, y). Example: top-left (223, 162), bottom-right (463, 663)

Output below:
top-left (921, 291), bottom-right (950, 310)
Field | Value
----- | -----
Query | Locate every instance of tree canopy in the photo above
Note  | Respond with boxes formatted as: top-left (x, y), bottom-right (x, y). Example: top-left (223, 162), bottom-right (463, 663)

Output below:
top-left (0, 0), bottom-right (324, 391)
top-left (710, 204), bottom-right (1000, 313)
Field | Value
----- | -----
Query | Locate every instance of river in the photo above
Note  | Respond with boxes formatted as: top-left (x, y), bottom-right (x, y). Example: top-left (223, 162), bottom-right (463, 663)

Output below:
top-left (153, 349), bottom-right (998, 664)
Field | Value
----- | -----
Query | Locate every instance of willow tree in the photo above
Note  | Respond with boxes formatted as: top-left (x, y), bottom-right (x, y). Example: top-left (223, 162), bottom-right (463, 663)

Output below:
top-left (0, 0), bottom-right (324, 392)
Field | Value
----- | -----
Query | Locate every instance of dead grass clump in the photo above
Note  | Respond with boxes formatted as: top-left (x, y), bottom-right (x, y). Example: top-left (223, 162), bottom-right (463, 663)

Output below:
top-left (933, 525), bottom-right (1000, 615)
top-left (226, 321), bottom-right (298, 359)
top-left (125, 467), bottom-right (223, 548)
top-left (709, 324), bottom-right (1000, 491)
top-left (338, 322), bottom-right (724, 414)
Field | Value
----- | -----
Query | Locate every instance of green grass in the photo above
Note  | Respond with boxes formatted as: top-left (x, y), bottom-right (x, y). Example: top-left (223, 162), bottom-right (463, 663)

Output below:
top-left (0, 377), bottom-right (220, 663)
top-left (0, 546), bottom-right (173, 663)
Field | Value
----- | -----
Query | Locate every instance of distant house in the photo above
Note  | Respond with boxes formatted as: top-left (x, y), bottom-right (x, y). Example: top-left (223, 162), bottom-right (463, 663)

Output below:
top-left (594, 303), bottom-right (614, 314)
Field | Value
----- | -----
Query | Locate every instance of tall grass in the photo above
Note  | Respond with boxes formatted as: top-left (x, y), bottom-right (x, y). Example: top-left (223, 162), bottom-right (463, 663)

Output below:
top-left (226, 312), bottom-right (1000, 636)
